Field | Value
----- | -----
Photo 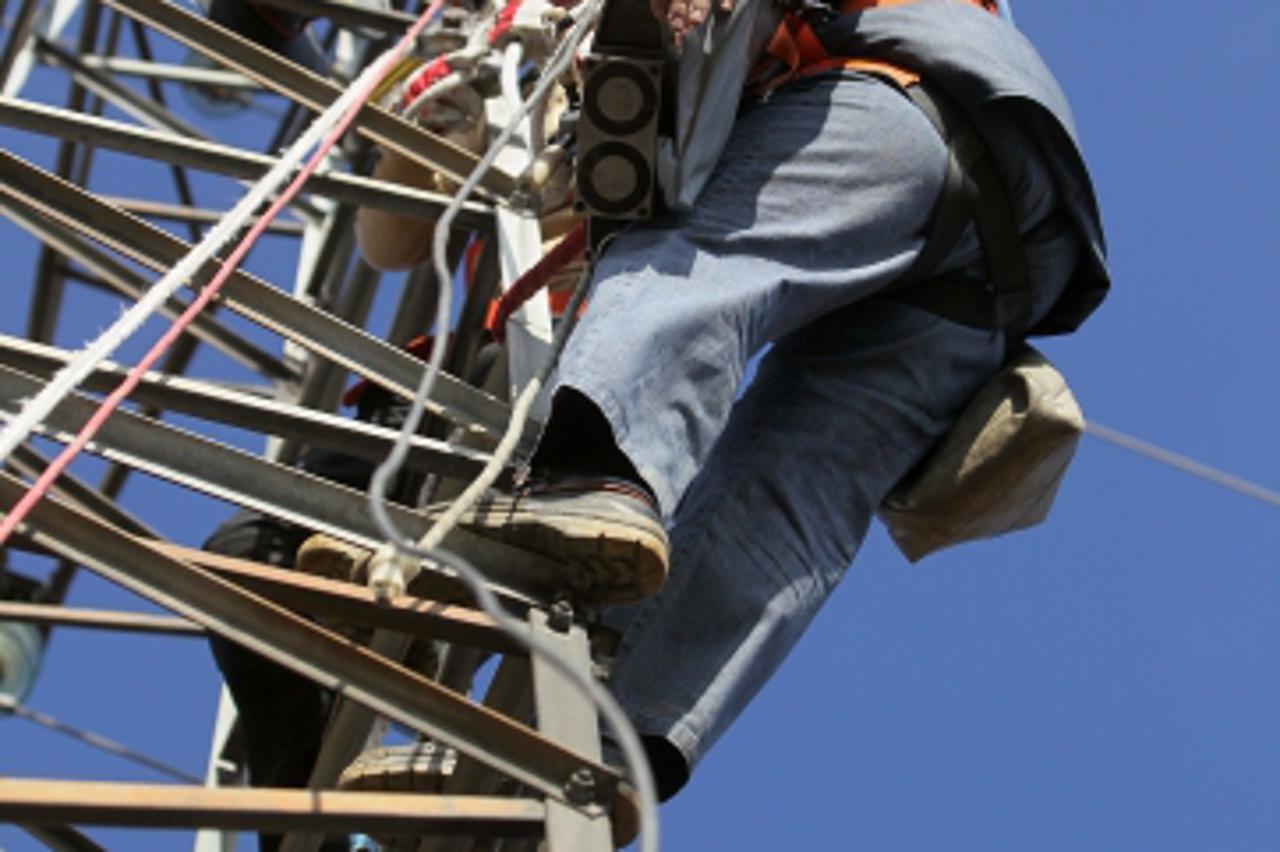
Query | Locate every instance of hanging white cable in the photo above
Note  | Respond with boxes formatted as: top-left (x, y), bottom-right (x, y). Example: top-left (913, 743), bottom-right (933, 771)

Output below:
top-left (363, 2), bottom-right (662, 849)
top-left (499, 41), bottom-right (532, 147)
top-left (1085, 420), bottom-right (1280, 509)
top-left (0, 31), bottom-right (415, 465)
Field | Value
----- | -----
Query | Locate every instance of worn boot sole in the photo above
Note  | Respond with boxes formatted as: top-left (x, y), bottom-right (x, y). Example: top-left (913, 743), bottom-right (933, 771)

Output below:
top-left (337, 742), bottom-right (456, 793)
top-left (296, 489), bottom-right (667, 606)
top-left (339, 743), bottom-right (458, 851)
top-left (296, 533), bottom-right (371, 584)
top-left (444, 488), bottom-right (668, 606)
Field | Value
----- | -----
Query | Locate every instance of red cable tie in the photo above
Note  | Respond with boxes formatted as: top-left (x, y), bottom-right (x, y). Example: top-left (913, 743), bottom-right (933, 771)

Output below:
top-left (400, 55), bottom-right (454, 112)
top-left (486, 221), bottom-right (587, 343)
top-left (464, 235), bottom-right (486, 287)
top-left (488, 0), bottom-right (522, 45)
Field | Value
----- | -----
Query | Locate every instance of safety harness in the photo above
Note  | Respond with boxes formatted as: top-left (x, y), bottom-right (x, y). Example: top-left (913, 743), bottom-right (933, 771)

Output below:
top-left (485, 0), bottom-right (1033, 344)
top-left (751, 0), bottom-right (1033, 339)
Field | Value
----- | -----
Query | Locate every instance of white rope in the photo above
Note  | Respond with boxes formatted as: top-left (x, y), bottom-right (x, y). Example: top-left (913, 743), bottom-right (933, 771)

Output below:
top-left (0, 38), bottom-right (409, 464)
top-left (363, 2), bottom-right (662, 849)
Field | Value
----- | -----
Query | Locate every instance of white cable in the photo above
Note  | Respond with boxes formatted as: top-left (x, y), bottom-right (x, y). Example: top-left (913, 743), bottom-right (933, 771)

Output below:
top-left (499, 41), bottom-right (531, 147)
top-left (364, 2), bottom-right (662, 849)
top-left (0, 37), bottom-right (409, 465)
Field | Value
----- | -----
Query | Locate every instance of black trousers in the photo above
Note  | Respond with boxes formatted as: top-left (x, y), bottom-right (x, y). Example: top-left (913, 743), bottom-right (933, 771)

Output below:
top-left (204, 390), bottom-right (410, 852)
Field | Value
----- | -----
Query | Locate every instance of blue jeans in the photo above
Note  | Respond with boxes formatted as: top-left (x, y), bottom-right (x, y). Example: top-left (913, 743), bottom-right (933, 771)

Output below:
top-left (557, 73), bottom-right (1080, 780)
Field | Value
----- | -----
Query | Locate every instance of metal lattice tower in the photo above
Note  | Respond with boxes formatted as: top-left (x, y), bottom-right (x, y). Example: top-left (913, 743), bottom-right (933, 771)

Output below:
top-left (0, 0), bottom-right (651, 848)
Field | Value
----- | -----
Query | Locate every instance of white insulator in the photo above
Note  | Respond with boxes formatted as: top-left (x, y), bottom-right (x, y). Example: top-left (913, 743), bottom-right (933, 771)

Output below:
top-left (0, 621), bottom-right (43, 704)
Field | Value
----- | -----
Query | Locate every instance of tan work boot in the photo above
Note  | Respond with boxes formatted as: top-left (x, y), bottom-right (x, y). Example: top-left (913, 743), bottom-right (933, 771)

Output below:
top-left (338, 743), bottom-right (457, 851)
top-left (297, 476), bottom-right (668, 606)
top-left (296, 533), bottom-right (372, 585)
top-left (337, 742), bottom-right (457, 793)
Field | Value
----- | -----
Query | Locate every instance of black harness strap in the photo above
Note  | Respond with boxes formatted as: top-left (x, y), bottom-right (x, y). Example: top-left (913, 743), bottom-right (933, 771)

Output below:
top-left (886, 79), bottom-right (1033, 339)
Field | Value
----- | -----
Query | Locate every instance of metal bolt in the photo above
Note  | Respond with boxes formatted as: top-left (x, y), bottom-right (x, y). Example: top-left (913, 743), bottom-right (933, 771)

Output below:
top-left (564, 768), bottom-right (597, 806)
top-left (547, 598), bottom-right (575, 633)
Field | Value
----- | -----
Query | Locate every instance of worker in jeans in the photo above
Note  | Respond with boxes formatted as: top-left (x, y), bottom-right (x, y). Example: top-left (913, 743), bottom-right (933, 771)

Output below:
top-left (206, 0), bottom-right (1109, 841)
top-left (465, 0), bottom-right (1108, 800)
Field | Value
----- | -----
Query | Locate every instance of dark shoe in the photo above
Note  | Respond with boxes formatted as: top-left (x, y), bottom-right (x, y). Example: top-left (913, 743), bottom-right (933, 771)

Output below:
top-left (337, 742), bottom-right (456, 793)
top-left (338, 743), bottom-right (457, 851)
top-left (438, 476), bottom-right (668, 606)
top-left (296, 532), bottom-right (373, 585)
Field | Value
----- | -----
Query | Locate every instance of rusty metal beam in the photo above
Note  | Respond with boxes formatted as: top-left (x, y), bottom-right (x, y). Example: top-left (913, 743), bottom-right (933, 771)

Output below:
top-left (0, 472), bottom-right (620, 806)
top-left (0, 601), bottom-right (203, 636)
top-left (152, 541), bottom-right (519, 653)
top-left (0, 780), bottom-right (545, 837)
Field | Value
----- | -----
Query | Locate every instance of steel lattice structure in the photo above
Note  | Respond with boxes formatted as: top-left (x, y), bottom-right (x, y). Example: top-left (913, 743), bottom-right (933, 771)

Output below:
top-left (0, 0), bottom-right (651, 848)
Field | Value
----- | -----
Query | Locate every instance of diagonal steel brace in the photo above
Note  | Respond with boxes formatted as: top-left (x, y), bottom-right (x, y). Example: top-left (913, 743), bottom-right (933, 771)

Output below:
top-left (0, 471), bottom-right (620, 808)
top-left (0, 149), bottom-right (515, 439)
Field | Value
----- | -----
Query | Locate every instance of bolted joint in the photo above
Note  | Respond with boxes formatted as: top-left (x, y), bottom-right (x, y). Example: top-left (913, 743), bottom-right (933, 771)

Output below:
top-left (564, 767), bottom-right (599, 806)
top-left (547, 597), bottom-right (575, 633)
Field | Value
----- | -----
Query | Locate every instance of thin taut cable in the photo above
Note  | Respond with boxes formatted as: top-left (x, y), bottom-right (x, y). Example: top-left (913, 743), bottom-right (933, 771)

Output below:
top-left (0, 694), bottom-right (201, 783)
top-left (1085, 420), bottom-right (1280, 510)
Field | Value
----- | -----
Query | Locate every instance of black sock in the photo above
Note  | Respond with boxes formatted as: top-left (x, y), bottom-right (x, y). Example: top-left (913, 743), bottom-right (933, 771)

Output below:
top-left (530, 388), bottom-right (644, 485)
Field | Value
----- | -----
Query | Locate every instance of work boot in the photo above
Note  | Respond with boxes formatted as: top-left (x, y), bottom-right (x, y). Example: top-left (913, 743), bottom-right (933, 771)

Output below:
top-left (293, 535), bottom-right (442, 677)
top-left (451, 475), bottom-right (667, 605)
top-left (337, 742), bottom-right (457, 793)
top-left (297, 476), bottom-right (668, 606)
top-left (296, 533), bottom-right (372, 585)
top-left (338, 743), bottom-right (457, 851)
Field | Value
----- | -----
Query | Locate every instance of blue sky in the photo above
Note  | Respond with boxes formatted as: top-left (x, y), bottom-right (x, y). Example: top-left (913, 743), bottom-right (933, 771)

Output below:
top-left (2, 2), bottom-right (1280, 850)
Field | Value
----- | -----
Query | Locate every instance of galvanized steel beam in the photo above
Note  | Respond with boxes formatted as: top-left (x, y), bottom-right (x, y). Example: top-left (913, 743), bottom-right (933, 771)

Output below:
top-left (0, 336), bottom-right (491, 480)
top-left (99, 196), bottom-right (306, 235)
top-left (0, 98), bottom-right (496, 228)
top-left (0, 149), bottom-right (514, 437)
top-left (6, 441), bottom-right (158, 538)
top-left (77, 54), bottom-right (257, 88)
top-left (1, 196), bottom-right (297, 382)
top-left (0, 473), bottom-right (620, 806)
top-left (0, 364), bottom-right (564, 601)
top-left (103, 0), bottom-right (518, 198)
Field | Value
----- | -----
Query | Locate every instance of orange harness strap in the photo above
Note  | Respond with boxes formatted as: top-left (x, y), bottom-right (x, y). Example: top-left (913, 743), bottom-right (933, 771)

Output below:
top-left (753, 0), bottom-right (998, 96)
